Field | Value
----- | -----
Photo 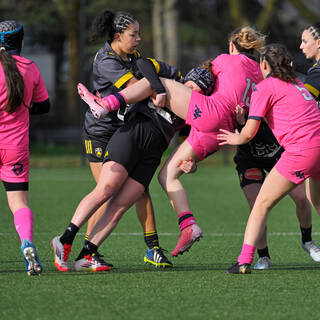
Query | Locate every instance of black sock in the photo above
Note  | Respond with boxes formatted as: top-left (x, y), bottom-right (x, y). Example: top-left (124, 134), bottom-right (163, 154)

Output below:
top-left (301, 226), bottom-right (312, 244)
top-left (75, 240), bottom-right (98, 261)
top-left (144, 231), bottom-right (159, 249)
top-left (60, 222), bottom-right (79, 245)
top-left (257, 246), bottom-right (270, 259)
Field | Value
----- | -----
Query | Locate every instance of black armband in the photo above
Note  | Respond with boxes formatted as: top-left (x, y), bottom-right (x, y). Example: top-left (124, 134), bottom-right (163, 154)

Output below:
top-left (29, 99), bottom-right (50, 115)
top-left (135, 58), bottom-right (166, 94)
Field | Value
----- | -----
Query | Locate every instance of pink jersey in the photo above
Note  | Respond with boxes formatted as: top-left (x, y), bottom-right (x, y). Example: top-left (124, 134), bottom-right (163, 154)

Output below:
top-left (186, 54), bottom-right (262, 135)
top-left (0, 55), bottom-right (49, 150)
top-left (211, 53), bottom-right (263, 110)
top-left (248, 76), bottom-right (320, 152)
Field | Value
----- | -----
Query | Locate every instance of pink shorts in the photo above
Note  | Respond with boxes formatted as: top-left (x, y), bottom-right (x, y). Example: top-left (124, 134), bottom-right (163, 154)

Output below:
top-left (0, 148), bottom-right (30, 183)
top-left (187, 127), bottom-right (220, 161)
top-left (186, 91), bottom-right (235, 133)
top-left (275, 147), bottom-right (320, 184)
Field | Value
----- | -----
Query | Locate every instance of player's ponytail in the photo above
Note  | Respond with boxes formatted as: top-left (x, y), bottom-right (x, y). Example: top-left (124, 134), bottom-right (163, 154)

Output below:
top-left (229, 26), bottom-right (266, 54)
top-left (0, 20), bottom-right (25, 113)
top-left (260, 43), bottom-right (297, 84)
top-left (91, 10), bottom-right (137, 42)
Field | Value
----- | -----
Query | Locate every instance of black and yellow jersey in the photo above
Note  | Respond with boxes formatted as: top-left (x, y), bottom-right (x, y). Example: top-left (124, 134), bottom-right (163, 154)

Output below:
top-left (305, 60), bottom-right (320, 102)
top-left (83, 41), bottom-right (182, 143)
top-left (235, 119), bottom-right (283, 162)
top-left (83, 41), bottom-right (141, 141)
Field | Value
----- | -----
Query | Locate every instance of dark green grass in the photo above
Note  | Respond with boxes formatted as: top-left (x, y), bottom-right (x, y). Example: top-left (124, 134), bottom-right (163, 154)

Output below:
top-left (1, 161), bottom-right (320, 320)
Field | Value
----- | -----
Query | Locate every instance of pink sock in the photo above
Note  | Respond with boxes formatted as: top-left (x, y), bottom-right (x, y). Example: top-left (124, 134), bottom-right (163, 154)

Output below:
top-left (178, 211), bottom-right (196, 231)
top-left (14, 208), bottom-right (34, 243)
top-left (103, 92), bottom-right (127, 112)
top-left (238, 243), bottom-right (256, 265)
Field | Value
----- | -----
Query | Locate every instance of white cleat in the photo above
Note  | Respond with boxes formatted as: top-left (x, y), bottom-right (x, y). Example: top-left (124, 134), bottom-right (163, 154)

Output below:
top-left (51, 236), bottom-right (72, 271)
top-left (253, 256), bottom-right (271, 270)
top-left (301, 241), bottom-right (320, 262)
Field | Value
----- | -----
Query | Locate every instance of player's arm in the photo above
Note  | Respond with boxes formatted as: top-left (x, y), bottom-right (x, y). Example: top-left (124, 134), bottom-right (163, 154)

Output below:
top-left (135, 58), bottom-right (166, 93)
top-left (217, 118), bottom-right (261, 146)
top-left (29, 99), bottom-right (51, 115)
top-left (135, 58), bottom-right (167, 107)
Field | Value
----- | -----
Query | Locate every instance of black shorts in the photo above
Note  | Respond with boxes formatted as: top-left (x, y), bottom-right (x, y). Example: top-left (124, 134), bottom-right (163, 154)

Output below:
top-left (103, 114), bottom-right (168, 188)
top-left (82, 132), bottom-right (108, 163)
top-left (2, 181), bottom-right (28, 191)
top-left (234, 153), bottom-right (280, 189)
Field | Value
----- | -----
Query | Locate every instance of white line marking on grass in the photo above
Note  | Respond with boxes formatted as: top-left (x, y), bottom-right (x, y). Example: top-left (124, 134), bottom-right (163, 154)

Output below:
top-left (109, 232), bottom-right (320, 237)
top-left (2, 232), bottom-right (320, 237)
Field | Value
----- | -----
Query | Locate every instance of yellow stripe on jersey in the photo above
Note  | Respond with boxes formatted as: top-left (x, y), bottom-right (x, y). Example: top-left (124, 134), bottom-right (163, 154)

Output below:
top-left (147, 58), bottom-right (160, 74)
top-left (104, 150), bottom-right (109, 158)
top-left (305, 83), bottom-right (320, 99)
top-left (114, 72), bottom-right (134, 88)
top-left (85, 140), bottom-right (92, 154)
top-left (133, 50), bottom-right (141, 58)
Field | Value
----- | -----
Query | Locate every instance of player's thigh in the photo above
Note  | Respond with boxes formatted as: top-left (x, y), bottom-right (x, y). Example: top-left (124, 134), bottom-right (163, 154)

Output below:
top-left (254, 167), bottom-right (296, 211)
top-left (288, 181), bottom-right (308, 204)
top-left (96, 161), bottom-right (128, 196)
top-left (160, 139), bottom-right (196, 180)
top-left (306, 178), bottom-right (320, 208)
top-left (110, 177), bottom-right (145, 212)
top-left (242, 183), bottom-right (262, 209)
top-left (89, 161), bottom-right (103, 183)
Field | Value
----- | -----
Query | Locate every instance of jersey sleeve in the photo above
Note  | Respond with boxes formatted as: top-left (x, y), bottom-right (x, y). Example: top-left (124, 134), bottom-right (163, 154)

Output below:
top-left (31, 63), bottom-right (49, 103)
top-left (135, 58), bottom-right (166, 94)
top-left (248, 80), bottom-right (273, 120)
top-left (96, 57), bottom-right (134, 89)
top-left (211, 54), bottom-right (229, 77)
top-left (147, 58), bottom-right (182, 81)
top-left (304, 66), bottom-right (320, 101)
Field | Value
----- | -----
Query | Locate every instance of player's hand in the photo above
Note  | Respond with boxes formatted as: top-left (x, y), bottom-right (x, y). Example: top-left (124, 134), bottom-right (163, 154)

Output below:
top-left (179, 157), bottom-right (197, 174)
top-left (235, 104), bottom-right (246, 125)
top-left (217, 128), bottom-right (240, 146)
top-left (152, 93), bottom-right (167, 108)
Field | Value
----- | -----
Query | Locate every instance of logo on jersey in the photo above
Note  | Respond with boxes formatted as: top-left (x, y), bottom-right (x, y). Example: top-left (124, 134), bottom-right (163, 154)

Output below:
top-left (193, 104), bottom-right (202, 120)
top-left (12, 163), bottom-right (23, 176)
top-left (95, 147), bottom-right (103, 158)
top-left (292, 170), bottom-right (305, 180)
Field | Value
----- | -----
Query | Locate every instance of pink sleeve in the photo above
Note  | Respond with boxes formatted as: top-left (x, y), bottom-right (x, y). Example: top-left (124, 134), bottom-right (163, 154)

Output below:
top-left (31, 63), bottom-right (49, 103)
top-left (211, 54), bottom-right (229, 76)
top-left (248, 80), bottom-right (273, 119)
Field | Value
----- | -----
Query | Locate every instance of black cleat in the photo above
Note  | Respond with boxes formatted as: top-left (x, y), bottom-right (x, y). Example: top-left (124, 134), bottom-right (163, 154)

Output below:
top-left (94, 251), bottom-right (114, 268)
top-left (226, 262), bottom-right (251, 274)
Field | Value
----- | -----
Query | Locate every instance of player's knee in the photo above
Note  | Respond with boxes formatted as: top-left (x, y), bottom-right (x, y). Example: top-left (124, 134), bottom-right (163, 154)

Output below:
top-left (93, 184), bottom-right (117, 203)
top-left (254, 197), bottom-right (274, 213)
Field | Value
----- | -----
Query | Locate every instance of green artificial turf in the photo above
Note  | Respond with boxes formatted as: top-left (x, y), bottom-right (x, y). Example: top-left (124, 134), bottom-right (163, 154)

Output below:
top-left (1, 163), bottom-right (320, 320)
